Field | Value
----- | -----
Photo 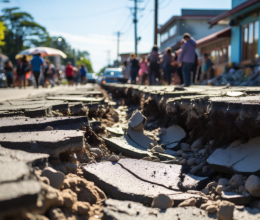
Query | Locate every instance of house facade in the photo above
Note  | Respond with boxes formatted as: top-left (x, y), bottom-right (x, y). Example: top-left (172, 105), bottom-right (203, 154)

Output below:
top-left (158, 9), bottom-right (228, 52)
top-left (209, 0), bottom-right (260, 66)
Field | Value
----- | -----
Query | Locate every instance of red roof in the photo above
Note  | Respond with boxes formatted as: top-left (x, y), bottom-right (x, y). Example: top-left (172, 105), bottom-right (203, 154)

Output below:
top-left (196, 27), bottom-right (231, 47)
top-left (209, 0), bottom-right (260, 27)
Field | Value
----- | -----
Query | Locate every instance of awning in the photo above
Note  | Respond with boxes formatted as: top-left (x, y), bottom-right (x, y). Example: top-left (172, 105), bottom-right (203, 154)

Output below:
top-left (196, 27), bottom-right (231, 47)
top-left (209, 0), bottom-right (260, 27)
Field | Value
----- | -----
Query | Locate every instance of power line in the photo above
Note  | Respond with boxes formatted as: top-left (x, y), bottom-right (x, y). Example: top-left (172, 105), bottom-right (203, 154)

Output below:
top-left (159, 0), bottom-right (172, 9)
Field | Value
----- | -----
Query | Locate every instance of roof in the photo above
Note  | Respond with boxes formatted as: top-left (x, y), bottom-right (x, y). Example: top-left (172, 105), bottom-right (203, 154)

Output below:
top-left (159, 9), bottom-right (228, 33)
top-left (209, 0), bottom-right (260, 27)
top-left (196, 27), bottom-right (231, 47)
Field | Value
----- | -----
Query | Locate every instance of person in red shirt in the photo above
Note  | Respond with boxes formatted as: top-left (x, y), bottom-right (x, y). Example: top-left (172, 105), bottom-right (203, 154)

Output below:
top-left (65, 61), bottom-right (74, 86)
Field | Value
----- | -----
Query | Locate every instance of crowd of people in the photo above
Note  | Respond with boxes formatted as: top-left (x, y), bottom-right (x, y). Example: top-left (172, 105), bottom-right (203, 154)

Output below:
top-left (3, 54), bottom-right (88, 88)
top-left (122, 33), bottom-right (213, 87)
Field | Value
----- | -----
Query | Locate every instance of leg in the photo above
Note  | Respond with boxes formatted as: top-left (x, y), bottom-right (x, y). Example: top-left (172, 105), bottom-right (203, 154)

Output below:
top-left (182, 62), bottom-right (192, 87)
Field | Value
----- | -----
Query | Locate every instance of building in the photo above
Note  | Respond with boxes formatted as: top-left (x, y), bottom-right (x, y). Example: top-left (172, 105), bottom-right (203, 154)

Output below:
top-left (119, 52), bottom-right (149, 65)
top-left (158, 9), bottom-right (229, 52)
top-left (209, 0), bottom-right (260, 66)
top-left (196, 27), bottom-right (231, 76)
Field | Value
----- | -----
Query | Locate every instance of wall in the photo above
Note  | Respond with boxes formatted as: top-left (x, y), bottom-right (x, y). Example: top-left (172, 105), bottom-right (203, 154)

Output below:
top-left (230, 11), bottom-right (260, 63)
top-left (232, 0), bottom-right (248, 8)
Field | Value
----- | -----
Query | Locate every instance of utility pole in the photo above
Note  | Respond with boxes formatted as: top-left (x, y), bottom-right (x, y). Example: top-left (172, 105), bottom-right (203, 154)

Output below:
top-left (154, 0), bottom-right (158, 46)
top-left (130, 0), bottom-right (143, 56)
top-left (105, 50), bottom-right (110, 67)
top-left (115, 31), bottom-right (123, 66)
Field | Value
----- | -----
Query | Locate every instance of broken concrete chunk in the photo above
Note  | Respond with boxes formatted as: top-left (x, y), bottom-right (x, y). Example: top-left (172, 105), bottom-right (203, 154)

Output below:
top-left (103, 199), bottom-right (217, 220)
top-left (181, 143), bottom-right (190, 152)
top-left (0, 130), bottom-right (85, 157)
top-left (160, 125), bottom-right (186, 149)
top-left (118, 158), bottom-right (181, 190)
top-left (221, 191), bottom-right (251, 205)
top-left (0, 116), bottom-right (88, 133)
top-left (151, 194), bottom-right (174, 209)
top-left (45, 126), bottom-right (53, 131)
top-left (0, 180), bottom-right (41, 214)
top-left (152, 145), bottom-right (166, 154)
top-left (245, 175), bottom-right (260, 197)
top-left (216, 185), bottom-right (228, 195)
top-left (180, 174), bottom-right (209, 191)
top-left (46, 96), bottom-right (104, 103)
top-left (108, 155), bottom-right (120, 162)
top-left (0, 146), bottom-right (48, 164)
top-left (41, 167), bottom-right (65, 189)
top-left (207, 137), bottom-right (260, 174)
top-left (106, 127), bottom-right (124, 136)
top-left (217, 201), bottom-right (235, 220)
top-left (128, 110), bottom-right (146, 132)
top-left (83, 160), bottom-right (203, 206)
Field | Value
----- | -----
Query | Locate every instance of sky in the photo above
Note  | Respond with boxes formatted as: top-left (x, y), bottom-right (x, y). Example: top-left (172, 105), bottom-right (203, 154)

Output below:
top-left (0, 0), bottom-right (232, 72)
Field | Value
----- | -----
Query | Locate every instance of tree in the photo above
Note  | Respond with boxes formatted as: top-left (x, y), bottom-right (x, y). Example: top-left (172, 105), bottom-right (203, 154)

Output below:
top-left (0, 7), bottom-right (48, 63)
top-left (76, 58), bottom-right (94, 73)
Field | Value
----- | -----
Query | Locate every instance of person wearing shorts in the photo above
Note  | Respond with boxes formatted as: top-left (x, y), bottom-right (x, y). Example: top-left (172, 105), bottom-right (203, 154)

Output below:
top-left (65, 62), bottom-right (74, 86)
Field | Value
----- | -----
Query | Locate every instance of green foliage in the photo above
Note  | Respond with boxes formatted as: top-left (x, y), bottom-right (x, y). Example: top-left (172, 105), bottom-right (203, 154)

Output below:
top-left (0, 7), bottom-right (48, 63)
top-left (76, 58), bottom-right (93, 73)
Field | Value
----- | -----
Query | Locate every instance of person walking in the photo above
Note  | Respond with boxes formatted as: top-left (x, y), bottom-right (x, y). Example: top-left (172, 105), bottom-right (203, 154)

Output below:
top-left (163, 47), bottom-right (174, 85)
top-left (130, 53), bottom-right (139, 84)
top-left (4, 60), bottom-right (14, 87)
top-left (200, 53), bottom-right (213, 83)
top-left (138, 56), bottom-right (148, 84)
top-left (30, 53), bottom-right (44, 88)
top-left (80, 64), bottom-right (87, 84)
top-left (17, 55), bottom-right (30, 88)
top-left (43, 61), bottom-right (56, 87)
top-left (178, 33), bottom-right (196, 87)
top-left (148, 45), bottom-right (160, 85)
top-left (65, 61), bottom-right (74, 86)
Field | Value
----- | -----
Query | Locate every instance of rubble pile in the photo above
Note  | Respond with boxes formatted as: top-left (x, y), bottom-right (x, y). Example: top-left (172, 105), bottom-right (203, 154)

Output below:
top-left (3, 82), bottom-right (260, 219)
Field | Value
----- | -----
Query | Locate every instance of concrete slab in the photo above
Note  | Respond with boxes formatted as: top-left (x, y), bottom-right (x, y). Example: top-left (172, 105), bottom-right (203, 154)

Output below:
top-left (103, 199), bottom-right (217, 220)
top-left (0, 146), bottom-right (49, 164)
top-left (0, 130), bottom-right (85, 157)
top-left (83, 160), bottom-right (205, 206)
top-left (180, 174), bottom-right (209, 191)
top-left (46, 96), bottom-right (104, 103)
top-left (221, 191), bottom-right (251, 205)
top-left (118, 158), bottom-right (181, 190)
top-left (207, 137), bottom-right (260, 175)
top-left (0, 116), bottom-right (88, 132)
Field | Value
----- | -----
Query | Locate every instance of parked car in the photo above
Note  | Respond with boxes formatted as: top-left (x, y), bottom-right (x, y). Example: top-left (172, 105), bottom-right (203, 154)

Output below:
top-left (97, 68), bottom-right (127, 85)
top-left (87, 73), bottom-right (97, 83)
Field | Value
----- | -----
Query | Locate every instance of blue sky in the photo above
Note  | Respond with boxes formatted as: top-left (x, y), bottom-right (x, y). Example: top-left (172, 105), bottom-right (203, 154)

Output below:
top-left (1, 0), bottom-right (231, 71)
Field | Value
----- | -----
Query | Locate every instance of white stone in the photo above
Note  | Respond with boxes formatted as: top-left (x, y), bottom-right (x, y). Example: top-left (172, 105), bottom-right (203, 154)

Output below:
top-left (179, 159), bottom-right (187, 165)
top-left (201, 187), bottom-right (209, 195)
top-left (229, 174), bottom-right (244, 188)
top-left (216, 185), bottom-right (228, 195)
top-left (90, 148), bottom-right (103, 158)
top-left (218, 178), bottom-right (229, 186)
top-left (108, 155), bottom-right (120, 162)
top-left (128, 110), bottom-right (146, 131)
top-left (238, 185), bottom-right (245, 194)
top-left (45, 126), bottom-right (53, 131)
top-left (190, 162), bottom-right (205, 175)
top-left (41, 167), bottom-right (65, 189)
top-left (152, 146), bottom-right (166, 154)
top-left (245, 175), bottom-right (260, 197)
top-left (151, 194), bottom-right (174, 209)
top-left (217, 201), bottom-right (235, 220)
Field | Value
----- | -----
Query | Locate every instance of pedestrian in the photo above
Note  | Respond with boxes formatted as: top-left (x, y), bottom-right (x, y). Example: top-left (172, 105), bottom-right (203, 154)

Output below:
top-left (138, 56), bottom-right (148, 84)
top-left (175, 39), bottom-right (186, 85)
top-left (148, 45), bottom-right (160, 85)
top-left (80, 64), bottom-right (87, 84)
top-left (130, 53), bottom-right (139, 84)
top-left (123, 60), bottom-right (131, 83)
top-left (163, 47), bottom-right (174, 85)
top-left (43, 61), bottom-right (55, 87)
top-left (65, 61), bottom-right (74, 86)
top-left (4, 60), bottom-right (14, 87)
top-left (17, 55), bottom-right (30, 88)
top-left (178, 33), bottom-right (196, 87)
top-left (30, 53), bottom-right (44, 88)
top-left (200, 53), bottom-right (213, 83)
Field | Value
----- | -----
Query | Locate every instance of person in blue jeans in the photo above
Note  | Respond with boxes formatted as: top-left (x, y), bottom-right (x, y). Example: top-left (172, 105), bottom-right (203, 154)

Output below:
top-left (30, 53), bottom-right (44, 88)
top-left (130, 53), bottom-right (139, 84)
top-left (178, 33), bottom-right (196, 87)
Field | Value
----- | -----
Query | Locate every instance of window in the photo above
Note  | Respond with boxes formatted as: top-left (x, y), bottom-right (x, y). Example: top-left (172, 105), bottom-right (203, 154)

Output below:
top-left (169, 24), bottom-right (177, 37)
top-left (161, 31), bottom-right (168, 43)
top-left (242, 20), bottom-right (259, 60)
